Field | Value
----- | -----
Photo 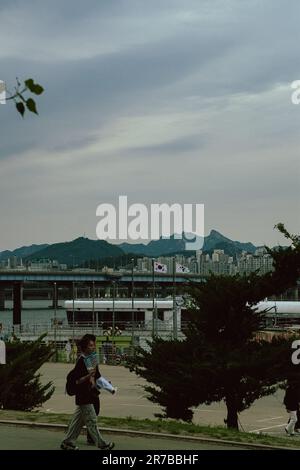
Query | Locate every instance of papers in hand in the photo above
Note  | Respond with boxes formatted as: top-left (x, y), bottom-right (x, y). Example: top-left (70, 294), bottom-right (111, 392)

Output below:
top-left (96, 376), bottom-right (117, 394)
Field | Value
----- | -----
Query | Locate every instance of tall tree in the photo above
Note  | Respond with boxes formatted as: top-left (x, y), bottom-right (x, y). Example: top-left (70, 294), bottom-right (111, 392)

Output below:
top-left (128, 225), bottom-right (300, 429)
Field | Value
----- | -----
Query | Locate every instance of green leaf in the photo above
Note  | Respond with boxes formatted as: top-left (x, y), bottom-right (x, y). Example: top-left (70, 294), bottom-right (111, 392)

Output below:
top-left (31, 83), bottom-right (44, 95)
top-left (16, 101), bottom-right (25, 117)
top-left (24, 79), bottom-right (34, 90)
top-left (24, 79), bottom-right (44, 95)
top-left (26, 98), bottom-right (38, 115)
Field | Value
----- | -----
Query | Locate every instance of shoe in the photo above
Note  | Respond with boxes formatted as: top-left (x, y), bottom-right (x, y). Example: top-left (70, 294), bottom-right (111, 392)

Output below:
top-left (60, 441), bottom-right (79, 450)
top-left (295, 429), bottom-right (300, 433)
top-left (111, 387), bottom-right (117, 395)
top-left (99, 442), bottom-right (115, 450)
top-left (285, 427), bottom-right (295, 436)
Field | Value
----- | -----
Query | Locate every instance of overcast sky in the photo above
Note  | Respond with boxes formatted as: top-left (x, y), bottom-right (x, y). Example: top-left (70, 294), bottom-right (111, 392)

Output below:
top-left (0, 0), bottom-right (299, 250)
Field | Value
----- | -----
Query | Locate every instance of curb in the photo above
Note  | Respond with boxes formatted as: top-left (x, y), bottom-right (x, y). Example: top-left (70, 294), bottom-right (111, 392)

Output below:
top-left (0, 419), bottom-right (294, 450)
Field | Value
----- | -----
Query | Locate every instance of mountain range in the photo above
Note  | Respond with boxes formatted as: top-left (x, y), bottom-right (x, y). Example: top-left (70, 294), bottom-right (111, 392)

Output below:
top-left (120, 230), bottom-right (256, 257)
top-left (0, 230), bottom-right (258, 267)
top-left (0, 244), bottom-right (49, 262)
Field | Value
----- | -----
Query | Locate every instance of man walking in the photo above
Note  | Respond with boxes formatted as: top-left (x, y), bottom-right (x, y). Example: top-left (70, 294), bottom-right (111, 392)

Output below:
top-left (284, 382), bottom-right (299, 436)
top-left (61, 334), bottom-right (114, 450)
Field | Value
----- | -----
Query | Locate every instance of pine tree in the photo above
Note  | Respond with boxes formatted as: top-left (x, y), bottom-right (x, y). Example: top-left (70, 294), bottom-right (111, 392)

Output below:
top-left (128, 225), bottom-right (300, 429)
top-left (0, 335), bottom-right (54, 411)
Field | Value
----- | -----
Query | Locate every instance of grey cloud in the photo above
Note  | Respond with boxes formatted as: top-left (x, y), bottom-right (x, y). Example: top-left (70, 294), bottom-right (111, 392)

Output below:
top-left (124, 134), bottom-right (207, 157)
top-left (0, 0), bottom-right (299, 249)
top-left (0, 24), bottom-right (234, 160)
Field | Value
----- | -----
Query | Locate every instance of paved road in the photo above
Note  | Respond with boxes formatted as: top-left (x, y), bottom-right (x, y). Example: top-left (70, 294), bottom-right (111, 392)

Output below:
top-left (0, 424), bottom-right (245, 450)
top-left (40, 363), bottom-right (290, 437)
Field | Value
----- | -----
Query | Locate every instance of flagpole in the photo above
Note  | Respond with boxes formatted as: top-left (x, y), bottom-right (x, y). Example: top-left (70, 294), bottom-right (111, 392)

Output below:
top-left (173, 257), bottom-right (177, 340)
top-left (152, 258), bottom-right (155, 338)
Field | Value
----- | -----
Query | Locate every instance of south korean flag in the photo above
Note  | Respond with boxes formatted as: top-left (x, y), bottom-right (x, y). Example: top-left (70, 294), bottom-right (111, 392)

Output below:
top-left (154, 262), bottom-right (168, 273)
top-left (176, 263), bottom-right (190, 273)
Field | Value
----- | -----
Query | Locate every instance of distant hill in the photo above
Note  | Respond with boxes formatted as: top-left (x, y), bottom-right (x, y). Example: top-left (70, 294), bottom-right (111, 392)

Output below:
top-left (202, 230), bottom-right (256, 256)
top-left (0, 244), bottom-right (49, 261)
top-left (120, 230), bottom-right (256, 257)
top-left (25, 237), bottom-right (124, 266)
top-left (120, 235), bottom-right (187, 257)
top-left (1, 230), bottom-right (258, 267)
top-left (119, 242), bottom-right (149, 255)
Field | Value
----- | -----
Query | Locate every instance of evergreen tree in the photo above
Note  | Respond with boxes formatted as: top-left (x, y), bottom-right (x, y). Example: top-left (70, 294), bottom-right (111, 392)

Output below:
top-left (128, 225), bottom-right (300, 429)
top-left (0, 335), bottom-right (54, 411)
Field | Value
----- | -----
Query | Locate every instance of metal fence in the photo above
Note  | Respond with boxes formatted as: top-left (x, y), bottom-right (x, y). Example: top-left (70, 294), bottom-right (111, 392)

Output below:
top-left (2, 320), bottom-right (185, 335)
top-left (0, 320), bottom-right (187, 364)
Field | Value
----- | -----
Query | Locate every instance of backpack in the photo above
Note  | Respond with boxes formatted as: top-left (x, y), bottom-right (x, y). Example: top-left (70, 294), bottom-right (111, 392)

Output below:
top-left (66, 368), bottom-right (77, 396)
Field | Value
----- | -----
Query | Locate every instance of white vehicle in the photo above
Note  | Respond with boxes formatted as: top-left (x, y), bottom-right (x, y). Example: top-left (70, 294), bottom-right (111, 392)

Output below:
top-left (64, 298), bottom-right (181, 331)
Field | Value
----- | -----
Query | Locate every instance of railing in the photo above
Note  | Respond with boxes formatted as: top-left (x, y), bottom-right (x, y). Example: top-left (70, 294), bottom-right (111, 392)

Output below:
top-left (0, 320), bottom-right (187, 339)
top-left (0, 320), bottom-right (187, 365)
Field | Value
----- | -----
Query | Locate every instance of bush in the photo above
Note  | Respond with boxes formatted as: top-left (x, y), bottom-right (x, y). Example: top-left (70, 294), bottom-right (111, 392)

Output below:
top-left (0, 335), bottom-right (55, 411)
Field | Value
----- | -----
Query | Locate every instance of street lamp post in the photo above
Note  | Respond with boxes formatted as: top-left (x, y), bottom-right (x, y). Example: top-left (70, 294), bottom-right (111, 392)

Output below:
top-left (131, 258), bottom-right (134, 341)
top-left (112, 281), bottom-right (116, 337)
top-left (152, 258), bottom-right (156, 337)
top-left (54, 282), bottom-right (57, 362)
top-left (92, 281), bottom-right (95, 334)
top-left (172, 257), bottom-right (177, 340)
top-left (72, 281), bottom-right (75, 345)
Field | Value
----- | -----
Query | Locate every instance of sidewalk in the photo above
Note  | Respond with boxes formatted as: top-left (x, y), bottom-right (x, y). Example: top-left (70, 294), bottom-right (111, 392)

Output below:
top-left (0, 424), bottom-right (245, 450)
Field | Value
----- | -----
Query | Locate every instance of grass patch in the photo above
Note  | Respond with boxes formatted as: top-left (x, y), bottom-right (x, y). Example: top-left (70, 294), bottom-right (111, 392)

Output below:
top-left (0, 409), bottom-right (299, 449)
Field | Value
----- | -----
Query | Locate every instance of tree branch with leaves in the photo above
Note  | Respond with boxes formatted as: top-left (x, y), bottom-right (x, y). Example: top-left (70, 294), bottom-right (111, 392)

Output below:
top-left (5, 77), bottom-right (44, 117)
